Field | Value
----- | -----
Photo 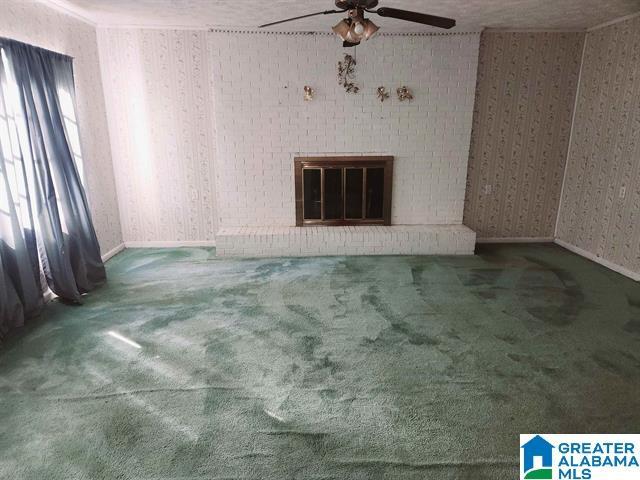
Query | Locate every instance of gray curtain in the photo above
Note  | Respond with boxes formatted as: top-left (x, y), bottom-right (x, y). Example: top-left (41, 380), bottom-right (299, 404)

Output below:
top-left (0, 38), bottom-right (105, 339)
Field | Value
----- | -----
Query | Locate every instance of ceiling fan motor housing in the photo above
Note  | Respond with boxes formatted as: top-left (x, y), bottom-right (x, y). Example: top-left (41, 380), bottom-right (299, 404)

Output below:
top-left (348, 8), bottom-right (364, 21)
top-left (335, 0), bottom-right (379, 10)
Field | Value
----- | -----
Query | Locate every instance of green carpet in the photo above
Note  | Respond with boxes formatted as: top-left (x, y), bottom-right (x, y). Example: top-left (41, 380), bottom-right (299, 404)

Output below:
top-left (1, 244), bottom-right (639, 479)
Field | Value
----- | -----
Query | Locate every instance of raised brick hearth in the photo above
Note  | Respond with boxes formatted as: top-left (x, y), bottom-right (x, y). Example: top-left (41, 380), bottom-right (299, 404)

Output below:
top-left (216, 225), bottom-right (475, 257)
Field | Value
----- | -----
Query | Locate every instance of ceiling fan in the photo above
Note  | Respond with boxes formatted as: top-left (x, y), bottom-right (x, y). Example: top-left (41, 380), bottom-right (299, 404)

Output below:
top-left (258, 0), bottom-right (456, 47)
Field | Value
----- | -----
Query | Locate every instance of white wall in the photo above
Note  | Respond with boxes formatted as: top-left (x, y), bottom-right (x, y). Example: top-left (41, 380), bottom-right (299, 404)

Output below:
top-left (97, 28), bottom-right (217, 244)
top-left (210, 31), bottom-right (480, 228)
top-left (1, 0), bottom-right (123, 253)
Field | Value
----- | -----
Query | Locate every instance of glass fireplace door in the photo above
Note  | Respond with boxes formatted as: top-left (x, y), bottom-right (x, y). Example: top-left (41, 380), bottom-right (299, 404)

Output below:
top-left (344, 168), bottom-right (363, 219)
top-left (295, 157), bottom-right (393, 226)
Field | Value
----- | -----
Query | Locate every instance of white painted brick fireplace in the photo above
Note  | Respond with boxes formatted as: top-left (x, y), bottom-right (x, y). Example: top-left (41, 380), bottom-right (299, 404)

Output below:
top-left (210, 30), bottom-right (480, 257)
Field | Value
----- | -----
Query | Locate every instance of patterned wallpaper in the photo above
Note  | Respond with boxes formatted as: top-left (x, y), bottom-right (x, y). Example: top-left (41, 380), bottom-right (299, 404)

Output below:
top-left (464, 31), bottom-right (585, 239)
top-left (0, 0), bottom-right (123, 253)
top-left (556, 16), bottom-right (640, 275)
top-left (15, 1), bottom-right (633, 277)
top-left (97, 29), bottom-right (217, 243)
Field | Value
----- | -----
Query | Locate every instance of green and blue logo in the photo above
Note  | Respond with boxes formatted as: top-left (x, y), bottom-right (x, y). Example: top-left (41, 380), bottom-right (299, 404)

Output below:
top-left (521, 435), bottom-right (554, 479)
top-left (520, 434), bottom-right (640, 480)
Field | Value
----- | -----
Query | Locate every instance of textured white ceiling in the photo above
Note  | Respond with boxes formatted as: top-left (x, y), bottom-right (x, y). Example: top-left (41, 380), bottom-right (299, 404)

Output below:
top-left (53, 0), bottom-right (640, 31)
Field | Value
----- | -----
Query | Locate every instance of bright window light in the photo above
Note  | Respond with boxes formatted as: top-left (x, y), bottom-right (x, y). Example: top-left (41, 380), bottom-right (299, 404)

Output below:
top-left (57, 87), bottom-right (85, 183)
top-left (106, 330), bottom-right (142, 349)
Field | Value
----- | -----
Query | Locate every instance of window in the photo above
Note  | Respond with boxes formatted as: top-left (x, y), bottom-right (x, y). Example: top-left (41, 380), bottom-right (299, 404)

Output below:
top-left (0, 44), bottom-right (89, 298)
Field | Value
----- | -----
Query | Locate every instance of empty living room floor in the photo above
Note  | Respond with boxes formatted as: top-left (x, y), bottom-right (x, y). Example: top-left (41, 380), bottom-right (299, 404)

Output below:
top-left (1, 244), bottom-right (639, 479)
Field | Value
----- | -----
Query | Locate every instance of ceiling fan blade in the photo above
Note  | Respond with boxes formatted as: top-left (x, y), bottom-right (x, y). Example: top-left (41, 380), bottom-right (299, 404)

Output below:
top-left (259, 10), bottom-right (345, 28)
top-left (343, 41), bottom-right (360, 47)
top-left (374, 7), bottom-right (456, 29)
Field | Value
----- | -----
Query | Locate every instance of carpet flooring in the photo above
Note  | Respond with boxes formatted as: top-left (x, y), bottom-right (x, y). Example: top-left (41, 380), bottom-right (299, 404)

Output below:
top-left (1, 244), bottom-right (639, 479)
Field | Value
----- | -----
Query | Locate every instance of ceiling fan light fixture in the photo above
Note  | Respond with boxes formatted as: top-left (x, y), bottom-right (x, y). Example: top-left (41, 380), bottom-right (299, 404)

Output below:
top-left (259, 1), bottom-right (455, 45)
top-left (345, 24), bottom-right (363, 43)
top-left (362, 19), bottom-right (379, 40)
top-left (332, 19), bottom-right (352, 40)
top-left (336, 8), bottom-right (378, 44)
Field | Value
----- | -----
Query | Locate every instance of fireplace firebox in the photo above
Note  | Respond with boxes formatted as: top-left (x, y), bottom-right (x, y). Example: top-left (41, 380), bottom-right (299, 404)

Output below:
top-left (294, 156), bottom-right (393, 226)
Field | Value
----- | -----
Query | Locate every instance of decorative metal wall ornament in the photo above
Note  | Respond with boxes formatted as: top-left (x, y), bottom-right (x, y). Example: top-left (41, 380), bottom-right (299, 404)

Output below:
top-left (376, 86), bottom-right (389, 102)
top-left (303, 86), bottom-right (314, 101)
top-left (344, 82), bottom-right (359, 94)
top-left (337, 54), bottom-right (359, 94)
top-left (396, 86), bottom-right (413, 101)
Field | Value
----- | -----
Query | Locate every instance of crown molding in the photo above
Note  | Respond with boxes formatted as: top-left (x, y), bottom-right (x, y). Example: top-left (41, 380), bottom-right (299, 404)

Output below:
top-left (37, 0), bottom-right (97, 26)
top-left (97, 24), bottom-right (481, 35)
top-left (587, 11), bottom-right (640, 31)
top-left (96, 23), bottom-right (211, 31)
top-left (207, 28), bottom-right (481, 36)
top-left (483, 27), bottom-right (586, 33)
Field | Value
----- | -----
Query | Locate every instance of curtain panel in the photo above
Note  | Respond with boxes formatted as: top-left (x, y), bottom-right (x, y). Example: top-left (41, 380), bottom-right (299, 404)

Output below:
top-left (0, 38), bottom-right (105, 340)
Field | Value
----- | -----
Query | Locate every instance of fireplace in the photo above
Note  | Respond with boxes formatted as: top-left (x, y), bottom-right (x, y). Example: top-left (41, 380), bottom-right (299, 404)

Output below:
top-left (218, 154), bottom-right (475, 256)
top-left (294, 156), bottom-right (393, 226)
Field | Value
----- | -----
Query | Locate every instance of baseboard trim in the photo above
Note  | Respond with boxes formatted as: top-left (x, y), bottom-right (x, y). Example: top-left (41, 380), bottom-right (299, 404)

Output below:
top-left (101, 243), bottom-right (125, 262)
top-left (476, 237), bottom-right (554, 244)
top-left (554, 239), bottom-right (640, 282)
top-left (124, 241), bottom-right (216, 248)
